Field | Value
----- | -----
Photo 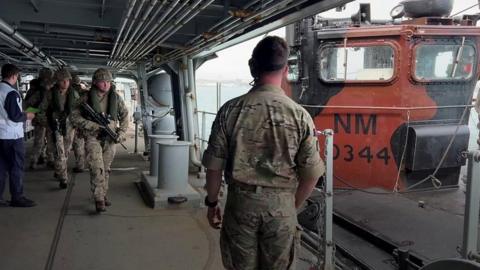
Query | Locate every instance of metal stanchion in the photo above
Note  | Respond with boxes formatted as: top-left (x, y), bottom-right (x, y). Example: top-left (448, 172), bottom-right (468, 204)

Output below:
top-left (462, 150), bottom-right (480, 261)
top-left (316, 129), bottom-right (334, 270)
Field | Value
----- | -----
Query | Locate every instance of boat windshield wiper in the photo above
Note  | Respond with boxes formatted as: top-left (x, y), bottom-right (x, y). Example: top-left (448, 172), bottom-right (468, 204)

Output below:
top-left (450, 36), bottom-right (466, 78)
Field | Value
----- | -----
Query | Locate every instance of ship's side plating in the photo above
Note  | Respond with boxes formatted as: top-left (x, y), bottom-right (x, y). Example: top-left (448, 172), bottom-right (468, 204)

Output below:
top-left (288, 18), bottom-right (480, 190)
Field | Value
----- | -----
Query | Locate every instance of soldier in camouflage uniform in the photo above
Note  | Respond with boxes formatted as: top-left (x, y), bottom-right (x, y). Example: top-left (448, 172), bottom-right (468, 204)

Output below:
top-left (37, 69), bottom-right (75, 189)
top-left (70, 68), bottom-right (128, 212)
top-left (202, 36), bottom-right (325, 270)
top-left (70, 74), bottom-right (87, 172)
top-left (24, 68), bottom-right (54, 169)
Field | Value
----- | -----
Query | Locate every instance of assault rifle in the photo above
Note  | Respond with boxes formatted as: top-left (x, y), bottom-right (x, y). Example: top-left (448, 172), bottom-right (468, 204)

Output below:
top-left (48, 114), bottom-right (66, 158)
top-left (80, 102), bottom-right (127, 150)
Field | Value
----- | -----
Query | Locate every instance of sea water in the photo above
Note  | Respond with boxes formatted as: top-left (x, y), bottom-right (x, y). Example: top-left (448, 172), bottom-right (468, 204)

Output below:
top-left (196, 82), bottom-right (250, 142)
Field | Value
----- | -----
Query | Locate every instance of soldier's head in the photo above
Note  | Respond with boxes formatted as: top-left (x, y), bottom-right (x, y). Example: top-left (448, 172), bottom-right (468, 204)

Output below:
top-left (1, 63), bottom-right (20, 85)
top-left (248, 36), bottom-right (289, 84)
top-left (92, 68), bottom-right (113, 93)
top-left (55, 69), bottom-right (72, 91)
top-left (72, 74), bottom-right (81, 85)
top-left (38, 68), bottom-right (54, 87)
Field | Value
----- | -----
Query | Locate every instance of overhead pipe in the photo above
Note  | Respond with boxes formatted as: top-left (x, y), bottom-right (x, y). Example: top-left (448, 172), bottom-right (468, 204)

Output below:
top-left (166, 0), bottom-right (301, 61)
top-left (149, 0), bottom-right (217, 56)
top-left (185, 0), bottom-right (263, 46)
top-left (128, 0), bottom-right (206, 60)
top-left (117, 0), bottom-right (185, 64)
top-left (108, 0), bottom-right (138, 66)
top-left (185, 0), bottom-right (286, 51)
top-left (112, 0), bottom-right (147, 63)
top-left (120, 0), bottom-right (293, 69)
top-left (0, 51), bottom-right (19, 62)
top-left (0, 31), bottom-right (48, 67)
top-left (0, 17), bottom-right (56, 66)
top-left (118, 0), bottom-right (195, 67)
top-left (121, 0), bottom-right (215, 69)
top-left (116, 0), bottom-right (181, 65)
top-left (116, 0), bottom-right (165, 61)
top-left (163, 0), bottom-right (278, 60)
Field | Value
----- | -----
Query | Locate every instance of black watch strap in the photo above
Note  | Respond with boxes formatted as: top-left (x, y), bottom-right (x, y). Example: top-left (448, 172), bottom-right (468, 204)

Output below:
top-left (204, 196), bottom-right (218, 208)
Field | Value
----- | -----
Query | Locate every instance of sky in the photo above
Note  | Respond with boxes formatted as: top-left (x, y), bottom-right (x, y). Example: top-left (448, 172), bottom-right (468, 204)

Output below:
top-left (196, 0), bottom-right (479, 82)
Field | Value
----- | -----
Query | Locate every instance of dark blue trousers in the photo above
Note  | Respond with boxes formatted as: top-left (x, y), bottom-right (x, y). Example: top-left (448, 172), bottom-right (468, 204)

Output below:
top-left (0, 138), bottom-right (25, 201)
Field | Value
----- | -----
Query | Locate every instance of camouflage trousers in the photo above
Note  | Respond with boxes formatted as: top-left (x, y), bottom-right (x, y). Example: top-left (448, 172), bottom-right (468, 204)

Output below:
top-left (220, 183), bottom-right (300, 270)
top-left (72, 132), bottom-right (85, 169)
top-left (46, 128), bottom-right (72, 182)
top-left (29, 126), bottom-right (47, 167)
top-left (85, 136), bottom-right (116, 201)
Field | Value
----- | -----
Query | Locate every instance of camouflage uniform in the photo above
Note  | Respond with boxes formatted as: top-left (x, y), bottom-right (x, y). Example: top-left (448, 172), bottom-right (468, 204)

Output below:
top-left (37, 69), bottom-right (73, 188)
top-left (24, 68), bottom-right (54, 168)
top-left (202, 84), bottom-right (324, 270)
top-left (70, 68), bottom-right (128, 210)
top-left (70, 75), bottom-right (87, 171)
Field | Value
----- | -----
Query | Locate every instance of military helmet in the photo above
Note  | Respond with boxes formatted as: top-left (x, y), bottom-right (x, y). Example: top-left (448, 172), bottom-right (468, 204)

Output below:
top-left (38, 68), bottom-right (53, 80)
top-left (72, 74), bottom-right (81, 84)
top-left (54, 69), bottom-right (72, 81)
top-left (92, 68), bottom-right (113, 82)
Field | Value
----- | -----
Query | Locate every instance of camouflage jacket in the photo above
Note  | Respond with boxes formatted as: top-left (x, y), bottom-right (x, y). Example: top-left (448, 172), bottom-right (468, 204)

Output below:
top-left (36, 86), bottom-right (71, 132)
top-left (69, 86), bottom-right (129, 140)
top-left (202, 84), bottom-right (325, 188)
top-left (24, 80), bottom-right (48, 126)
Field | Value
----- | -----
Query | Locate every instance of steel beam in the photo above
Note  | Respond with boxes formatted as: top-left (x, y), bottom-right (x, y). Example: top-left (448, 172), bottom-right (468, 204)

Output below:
top-left (136, 62), bottom-right (152, 152)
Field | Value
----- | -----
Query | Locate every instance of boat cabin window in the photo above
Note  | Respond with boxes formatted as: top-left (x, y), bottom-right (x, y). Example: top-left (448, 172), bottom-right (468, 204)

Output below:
top-left (414, 44), bottom-right (475, 81)
top-left (319, 45), bottom-right (394, 82)
top-left (287, 52), bottom-right (300, 82)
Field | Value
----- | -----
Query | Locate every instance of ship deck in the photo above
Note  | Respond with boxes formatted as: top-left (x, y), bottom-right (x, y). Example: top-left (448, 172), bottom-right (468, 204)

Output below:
top-left (0, 130), bottom-right (225, 270)
top-left (1, 108), bottom-right (479, 270)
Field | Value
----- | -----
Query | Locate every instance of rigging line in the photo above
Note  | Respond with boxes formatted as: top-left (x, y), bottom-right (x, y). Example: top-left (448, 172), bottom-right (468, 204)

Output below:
top-left (450, 3), bottom-right (480, 18)
top-left (44, 172), bottom-right (77, 270)
top-left (333, 174), bottom-right (459, 195)
top-left (393, 110), bottom-right (411, 192)
top-left (404, 104), bottom-right (470, 191)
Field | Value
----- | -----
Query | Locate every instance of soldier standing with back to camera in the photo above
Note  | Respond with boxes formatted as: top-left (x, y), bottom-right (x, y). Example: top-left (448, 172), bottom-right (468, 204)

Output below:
top-left (70, 68), bottom-right (128, 213)
top-left (37, 69), bottom-right (76, 189)
top-left (202, 36), bottom-right (325, 270)
top-left (24, 68), bottom-right (54, 169)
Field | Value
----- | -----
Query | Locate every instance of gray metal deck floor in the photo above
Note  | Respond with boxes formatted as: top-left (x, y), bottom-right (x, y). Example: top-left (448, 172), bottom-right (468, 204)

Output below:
top-left (0, 132), bottom-right (223, 270)
top-left (333, 188), bottom-right (471, 264)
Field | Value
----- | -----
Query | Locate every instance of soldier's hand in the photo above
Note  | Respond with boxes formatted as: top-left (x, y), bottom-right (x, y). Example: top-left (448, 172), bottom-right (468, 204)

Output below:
top-left (207, 205), bottom-right (222, 229)
top-left (26, 112), bottom-right (35, 120)
top-left (115, 132), bottom-right (126, 143)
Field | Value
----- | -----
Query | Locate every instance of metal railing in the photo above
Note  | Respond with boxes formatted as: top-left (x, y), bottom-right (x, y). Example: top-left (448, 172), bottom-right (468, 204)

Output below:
top-left (197, 109), bottom-right (217, 154)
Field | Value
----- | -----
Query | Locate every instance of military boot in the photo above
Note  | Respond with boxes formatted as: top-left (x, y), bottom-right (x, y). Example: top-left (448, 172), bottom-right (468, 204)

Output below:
top-left (59, 179), bottom-right (68, 189)
top-left (104, 197), bottom-right (111, 207)
top-left (29, 161), bottom-right (38, 170)
top-left (95, 200), bottom-right (106, 213)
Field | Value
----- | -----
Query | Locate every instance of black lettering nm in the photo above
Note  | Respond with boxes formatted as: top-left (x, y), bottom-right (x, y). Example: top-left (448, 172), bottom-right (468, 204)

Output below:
top-left (334, 114), bottom-right (377, 135)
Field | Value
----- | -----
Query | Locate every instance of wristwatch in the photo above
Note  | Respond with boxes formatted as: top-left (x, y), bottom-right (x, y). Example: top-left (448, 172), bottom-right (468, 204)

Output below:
top-left (204, 196), bottom-right (218, 208)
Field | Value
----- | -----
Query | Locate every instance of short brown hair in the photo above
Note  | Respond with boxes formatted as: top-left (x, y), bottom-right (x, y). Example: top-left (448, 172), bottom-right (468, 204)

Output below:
top-left (1, 63), bottom-right (20, 79)
top-left (249, 36), bottom-right (289, 77)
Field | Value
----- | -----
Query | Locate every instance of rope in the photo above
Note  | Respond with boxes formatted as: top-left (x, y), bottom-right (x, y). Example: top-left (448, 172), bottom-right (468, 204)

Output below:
top-left (393, 110), bottom-right (410, 192)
